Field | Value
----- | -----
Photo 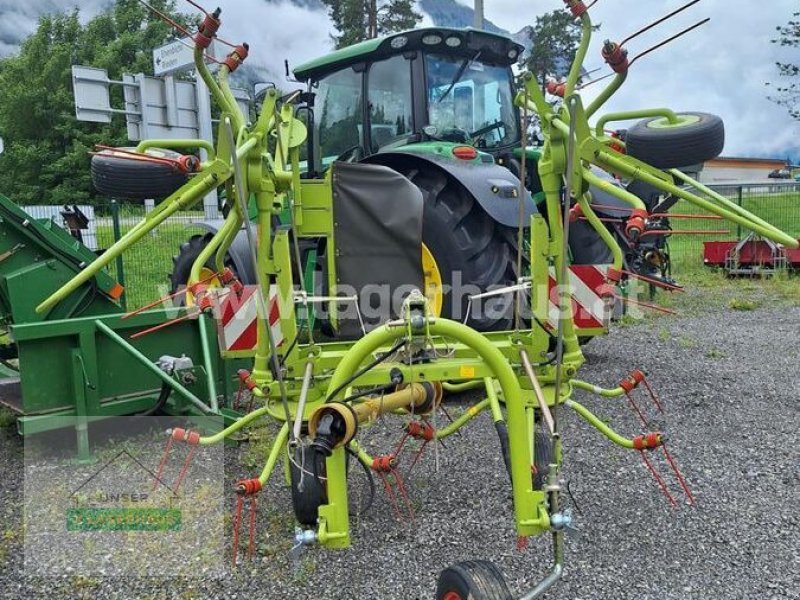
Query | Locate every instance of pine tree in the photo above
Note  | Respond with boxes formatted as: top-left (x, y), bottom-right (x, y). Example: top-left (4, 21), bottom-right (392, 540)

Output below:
top-left (768, 11), bottom-right (800, 120)
top-left (322, 1), bottom-right (422, 49)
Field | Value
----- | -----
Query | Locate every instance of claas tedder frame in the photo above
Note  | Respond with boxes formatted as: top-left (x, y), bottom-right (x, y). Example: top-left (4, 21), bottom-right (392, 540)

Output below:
top-left (6, 0), bottom-right (797, 596)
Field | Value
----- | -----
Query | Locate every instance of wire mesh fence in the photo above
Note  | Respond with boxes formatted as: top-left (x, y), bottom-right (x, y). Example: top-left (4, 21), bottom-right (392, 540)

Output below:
top-left (667, 181), bottom-right (800, 272)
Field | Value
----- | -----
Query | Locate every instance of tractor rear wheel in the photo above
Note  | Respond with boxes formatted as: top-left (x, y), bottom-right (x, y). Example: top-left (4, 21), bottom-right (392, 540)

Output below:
top-left (169, 234), bottom-right (235, 305)
top-left (399, 166), bottom-right (520, 331)
top-left (436, 560), bottom-right (513, 600)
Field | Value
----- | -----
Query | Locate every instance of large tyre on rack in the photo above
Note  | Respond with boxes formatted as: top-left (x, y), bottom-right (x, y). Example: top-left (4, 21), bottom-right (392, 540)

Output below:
top-left (397, 166), bottom-right (520, 331)
top-left (91, 147), bottom-right (199, 200)
top-left (436, 560), bottom-right (513, 600)
top-left (624, 112), bottom-right (724, 169)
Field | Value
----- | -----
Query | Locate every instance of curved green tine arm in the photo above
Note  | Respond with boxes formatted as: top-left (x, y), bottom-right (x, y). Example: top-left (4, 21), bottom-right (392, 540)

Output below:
top-left (571, 378), bottom-right (626, 398)
top-left (195, 45), bottom-right (239, 127)
top-left (198, 405), bottom-right (273, 445)
top-left (436, 398), bottom-right (491, 439)
top-left (565, 399), bottom-right (636, 448)
top-left (442, 380), bottom-right (484, 393)
top-left (669, 168), bottom-right (800, 247)
top-left (189, 207), bottom-right (241, 286)
top-left (218, 65), bottom-right (247, 135)
top-left (483, 377), bottom-right (505, 423)
top-left (585, 72), bottom-right (628, 119)
top-left (564, 8), bottom-right (594, 98)
top-left (259, 424), bottom-right (290, 486)
top-left (347, 440), bottom-right (375, 469)
top-left (136, 139), bottom-right (216, 161)
top-left (577, 193), bottom-right (624, 272)
top-left (597, 150), bottom-right (799, 247)
top-left (594, 108), bottom-right (681, 140)
top-left (582, 166), bottom-right (647, 211)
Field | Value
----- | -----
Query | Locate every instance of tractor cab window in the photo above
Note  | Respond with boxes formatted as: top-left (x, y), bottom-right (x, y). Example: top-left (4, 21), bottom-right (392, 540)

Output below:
top-left (367, 55), bottom-right (413, 152)
top-left (314, 67), bottom-right (364, 166)
top-left (425, 53), bottom-right (519, 150)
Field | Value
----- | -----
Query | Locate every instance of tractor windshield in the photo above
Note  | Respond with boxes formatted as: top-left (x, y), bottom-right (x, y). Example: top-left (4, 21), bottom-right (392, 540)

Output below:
top-left (425, 53), bottom-right (519, 150)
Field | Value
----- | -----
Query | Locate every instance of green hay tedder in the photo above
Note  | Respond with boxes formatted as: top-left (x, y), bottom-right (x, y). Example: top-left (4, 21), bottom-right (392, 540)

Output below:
top-left (1, 0), bottom-right (797, 597)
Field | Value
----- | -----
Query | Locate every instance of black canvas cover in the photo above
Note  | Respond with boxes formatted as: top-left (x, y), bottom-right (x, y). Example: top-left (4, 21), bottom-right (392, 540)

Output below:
top-left (331, 162), bottom-right (424, 337)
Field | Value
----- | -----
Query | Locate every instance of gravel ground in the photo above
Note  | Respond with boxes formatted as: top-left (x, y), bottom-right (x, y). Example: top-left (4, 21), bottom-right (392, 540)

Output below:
top-left (1, 301), bottom-right (798, 599)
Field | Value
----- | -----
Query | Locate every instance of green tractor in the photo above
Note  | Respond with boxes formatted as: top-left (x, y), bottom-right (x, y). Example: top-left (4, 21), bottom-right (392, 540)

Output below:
top-left (172, 27), bottom-right (535, 332)
top-left (171, 25), bottom-right (724, 334)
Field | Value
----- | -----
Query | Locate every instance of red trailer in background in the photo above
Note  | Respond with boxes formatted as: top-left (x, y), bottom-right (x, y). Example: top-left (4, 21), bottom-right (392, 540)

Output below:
top-left (704, 233), bottom-right (800, 275)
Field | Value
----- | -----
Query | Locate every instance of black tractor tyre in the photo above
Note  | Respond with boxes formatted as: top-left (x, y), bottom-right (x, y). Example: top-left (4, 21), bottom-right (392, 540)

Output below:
top-left (290, 445), bottom-right (328, 527)
top-left (533, 424), bottom-right (552, 490)
top-left (436, 560), bottom-right (514, 600)
top-left (399, 166), bottom-right (519, 331)
top-left (169, 234), bottom-right (236, 304)
top-left (625, 112), bottom-right (724, 169)
top-left (91, 147), bottom-right (197, 201)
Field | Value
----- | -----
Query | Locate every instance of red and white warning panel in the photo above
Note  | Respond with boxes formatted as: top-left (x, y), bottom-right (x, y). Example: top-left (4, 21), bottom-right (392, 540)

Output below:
top-left (213, 285), bottom-right (283, 355)
top-left (547, 265), bottom-right (611, 330)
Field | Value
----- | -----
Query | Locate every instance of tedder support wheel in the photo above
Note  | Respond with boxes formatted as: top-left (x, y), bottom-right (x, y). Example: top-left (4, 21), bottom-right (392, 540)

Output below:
top-left (533, 424), bottom-right (552, 490)
top-left (289, 445), bottom-right (328, 527)
top-left (91, 147), bottom-right (198, 201)
top-left (436, 560), bottom-right (513, 600)
top-left (399, 166), bottom-right (519, 331)
top-left (624, 112), bottom-right (724, 169)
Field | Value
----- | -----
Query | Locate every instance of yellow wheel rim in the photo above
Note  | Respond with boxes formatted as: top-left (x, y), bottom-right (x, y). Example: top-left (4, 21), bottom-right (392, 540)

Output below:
top-left (186, 267), bottom-right (222, 306)
top-left (421, 243), bottom-right (443, 317)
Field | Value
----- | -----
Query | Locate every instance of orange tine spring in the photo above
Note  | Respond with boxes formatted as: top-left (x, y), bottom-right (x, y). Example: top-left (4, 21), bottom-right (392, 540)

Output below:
top-left (129, 310), bottom-right (199, 340)
top-left (614, 294), bottom-right (676, 315)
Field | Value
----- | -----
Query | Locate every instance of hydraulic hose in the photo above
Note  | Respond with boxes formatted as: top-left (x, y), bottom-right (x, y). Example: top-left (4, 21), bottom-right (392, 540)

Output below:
top-left (140, 383), bottom-right (171, 416)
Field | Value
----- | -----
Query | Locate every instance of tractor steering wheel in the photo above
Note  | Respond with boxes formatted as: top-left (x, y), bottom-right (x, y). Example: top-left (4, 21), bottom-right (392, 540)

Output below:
top-left (335, 145), bottom-right (364, 163)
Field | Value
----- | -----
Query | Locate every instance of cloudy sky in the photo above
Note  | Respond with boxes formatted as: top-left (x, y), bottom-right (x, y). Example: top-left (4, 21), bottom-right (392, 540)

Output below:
top-left (0, 0), bottom-right (797, 158)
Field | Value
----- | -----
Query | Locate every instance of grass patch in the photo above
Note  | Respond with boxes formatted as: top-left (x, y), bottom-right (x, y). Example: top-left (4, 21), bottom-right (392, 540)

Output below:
top-left (0, 407), bottom-right (16, 428)
top-left (705, 348), bottom-right (727, 359)
top-left (728, 297), bottom-right (761, 311)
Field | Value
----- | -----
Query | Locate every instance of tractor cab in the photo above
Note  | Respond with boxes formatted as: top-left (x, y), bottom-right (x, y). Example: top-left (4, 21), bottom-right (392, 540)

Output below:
top-left (293, 27), bottom-right (525, 174)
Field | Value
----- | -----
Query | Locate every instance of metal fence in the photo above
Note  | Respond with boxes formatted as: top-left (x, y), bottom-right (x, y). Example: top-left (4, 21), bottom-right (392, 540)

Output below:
top-left (667, 181), bottom-right (800, 271)
top-left (22, 182), bottom-right (799, 311)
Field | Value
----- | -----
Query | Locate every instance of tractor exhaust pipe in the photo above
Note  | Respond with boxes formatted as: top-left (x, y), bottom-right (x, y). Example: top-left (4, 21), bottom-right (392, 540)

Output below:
top-left (308, 382), bottom-right (442, 455)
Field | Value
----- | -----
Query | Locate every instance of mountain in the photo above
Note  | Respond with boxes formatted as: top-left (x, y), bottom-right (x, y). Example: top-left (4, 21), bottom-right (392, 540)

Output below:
top-left (418, 0), bottom-right (505, 34)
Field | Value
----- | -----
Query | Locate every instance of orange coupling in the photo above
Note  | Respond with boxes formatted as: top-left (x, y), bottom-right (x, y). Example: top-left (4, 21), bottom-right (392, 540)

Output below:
top-left (235, 478), bottom-right (262, 496)
top-left (564, 0), bottom-right (588, 18)
top-left (602, 40), bottom-right (629, 74)
top-left (568, 203), bottom-right (584, 223)
top-left (633, 432), bottom-right (663, 450)
top-left (546, 80), bottom-right (566, 97)
top-left (597, 283), bottom-right (617, 300)
top-left (194, 8), bottom-right (221, 49)
top-left (619, 369), bottom-right (646, 393)
top-left (607, 267), bottom-right (623, 283)
top-left (372, 455), bottom-right (396, 473)
top-left (237, 369), bottom-right (258, 392)
top-left (406, 421), bottom-right (435, 442)
top-left (220, 268), bottom-right (237, 285)
top-left (224, 43), bottom-right (249, 72)
top-left (170, 427), bottom-right (201, 445)
top-left (625, 209), bottom-right (649, 241)
top-left (176, 154), bottom-right (200, 174)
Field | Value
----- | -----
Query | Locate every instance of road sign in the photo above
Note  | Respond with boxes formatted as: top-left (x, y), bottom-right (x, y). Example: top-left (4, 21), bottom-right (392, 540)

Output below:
top-left (153, 37), bottom-right (217, 76)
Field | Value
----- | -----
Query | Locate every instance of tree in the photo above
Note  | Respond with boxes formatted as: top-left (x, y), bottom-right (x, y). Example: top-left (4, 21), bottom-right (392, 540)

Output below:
top-left (322, 0), bottom-right (422, 49)
top-left (524, 10), bottom-right (586, 91)
top-left (0, 0), bottom-right (189, 206)
top-left (768, 12), bottom-right (800, 120)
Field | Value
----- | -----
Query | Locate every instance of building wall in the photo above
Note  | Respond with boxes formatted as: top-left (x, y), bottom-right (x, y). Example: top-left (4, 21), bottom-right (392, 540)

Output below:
top-left (698, 158), bottom-right (786, 183)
